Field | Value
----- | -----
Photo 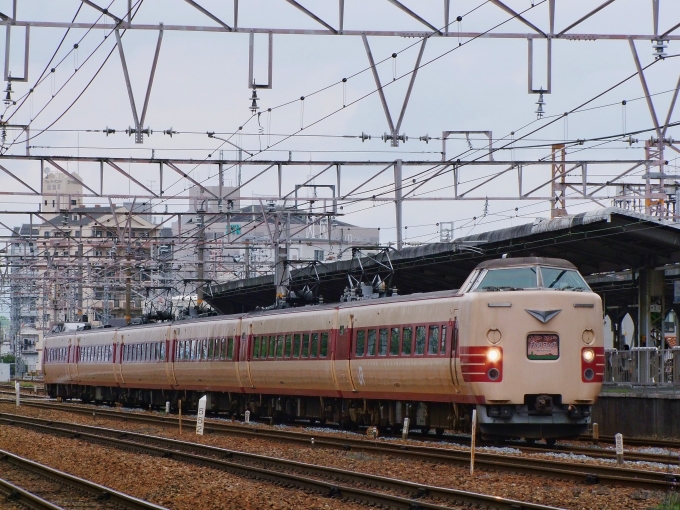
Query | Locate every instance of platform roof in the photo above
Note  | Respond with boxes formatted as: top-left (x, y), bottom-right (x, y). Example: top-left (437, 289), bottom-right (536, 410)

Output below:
top-left (206, 208), bottom-right (680, 313)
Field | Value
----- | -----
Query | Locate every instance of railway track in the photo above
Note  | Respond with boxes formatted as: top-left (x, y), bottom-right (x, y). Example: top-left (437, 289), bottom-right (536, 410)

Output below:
top-left (580, 433), bottom-right (680, 450)
top-left (0, 412), bottom-right (561, 510)
top-left (0, 409), bottom-right (677, 494)
top-left (0, 448), bottom-right (167, 509)
top-left (5, 398), bottom-right (680, 473)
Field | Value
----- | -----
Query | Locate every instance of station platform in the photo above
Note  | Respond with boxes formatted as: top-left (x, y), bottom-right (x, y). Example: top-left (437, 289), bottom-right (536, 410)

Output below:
top-left (593, 387), bottom-right (680, 437)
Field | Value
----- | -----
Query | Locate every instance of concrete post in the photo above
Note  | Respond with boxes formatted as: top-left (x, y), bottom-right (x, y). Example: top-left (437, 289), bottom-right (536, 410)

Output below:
top-left (394, 159), bottom-right (403, 250)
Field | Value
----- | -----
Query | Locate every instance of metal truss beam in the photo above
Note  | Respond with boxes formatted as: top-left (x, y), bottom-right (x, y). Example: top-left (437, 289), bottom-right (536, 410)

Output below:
top-left (1, 21), bottom-right (677, 41)
top-left (0, 155), bottom-right (653, 209)
top-left (285, 0), bottom-right (336, 34)
top-left (387, 0), bottom-right (440, 35)
top-left (182, 0), bottom-right (232, 31)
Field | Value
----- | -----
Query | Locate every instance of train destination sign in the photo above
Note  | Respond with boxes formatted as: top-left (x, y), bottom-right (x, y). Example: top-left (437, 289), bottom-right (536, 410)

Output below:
top-left (527, 334), bottom-right (560, 360)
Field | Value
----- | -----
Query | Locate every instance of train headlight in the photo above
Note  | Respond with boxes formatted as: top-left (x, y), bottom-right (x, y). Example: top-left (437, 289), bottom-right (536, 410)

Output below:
top-left (582, 348), bottom-right (595, 363)
top-left (487, 347), bottom-right (502, 363)
top-left (582, 329), bottom-right (595, 345)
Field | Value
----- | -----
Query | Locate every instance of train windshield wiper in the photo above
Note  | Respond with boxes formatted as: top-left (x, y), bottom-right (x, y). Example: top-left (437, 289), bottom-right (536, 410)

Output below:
top-left (559, 285), bottom-right (584, 292)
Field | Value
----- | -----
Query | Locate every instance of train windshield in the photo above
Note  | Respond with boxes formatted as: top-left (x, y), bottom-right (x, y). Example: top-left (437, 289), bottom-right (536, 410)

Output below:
top-left (473, 267), bottom-right (538, 291)
top-left (471, 266), bottom-right (590, 292)
top-left (540, 267), bottom-right (590, 291)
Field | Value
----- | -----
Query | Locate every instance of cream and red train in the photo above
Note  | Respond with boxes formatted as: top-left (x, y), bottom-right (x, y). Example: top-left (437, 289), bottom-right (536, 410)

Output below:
top-left (44, 257), bottom-right (604, 440)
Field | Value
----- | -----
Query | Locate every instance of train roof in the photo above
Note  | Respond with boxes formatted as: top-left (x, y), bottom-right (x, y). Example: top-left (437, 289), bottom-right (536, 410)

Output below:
top-left (474, 257), bottom-right (577, 270)
top-left (45, 289), bottom-right (462, 338)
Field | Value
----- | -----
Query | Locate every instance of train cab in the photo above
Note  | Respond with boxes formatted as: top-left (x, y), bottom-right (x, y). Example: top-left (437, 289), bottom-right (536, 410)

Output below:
top-left (457, 257), bottom-right (604, 440)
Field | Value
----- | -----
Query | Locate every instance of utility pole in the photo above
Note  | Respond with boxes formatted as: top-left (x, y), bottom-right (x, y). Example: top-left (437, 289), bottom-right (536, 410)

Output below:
top-left (196, 201), bottom-right (206, 310)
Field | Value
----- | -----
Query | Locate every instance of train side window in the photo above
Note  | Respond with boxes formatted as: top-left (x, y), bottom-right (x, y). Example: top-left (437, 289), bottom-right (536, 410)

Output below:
top-left (276, 335), bottom-right (284, 358)
top-left (226, 338), bottom-right (234, 359)
top-left (367, 329), bottom-right (377, 356)
top-left (390, 328), bottom-right (400, 356)
top-left (174, 343), bottom-right (179, 361)
top-left (355, 330), bottom-right (365, 357)
top-left (256, 337), bottom-right (264, 359)
top-left (428, 326), bottom-right (440, 355)
top-left (415, 326), bottom-right (426, 355)
top-left (203, 339), bottom-right (209, 360)
top-left (284, 335), bottom-right (292, 358)
top-left (160, 342), bottom-right (165, 361)
top-left (302, 333), bottom-right (309, 358)
top-left (440, 325), bottom-right (447, 354)
top-left (267, 336), bottom-right (275, 358)
top-left (207, 338), bottom-right (214, 359)
top-left (320, 332), bottom-right (329, 358)
top-left (253, 336), bottom-right (261, 358)
top-left (311, 333), bottom-right (319, 358)
top-left (293, 334), bottom-right (301, 358)
top-left (378, 328), bottom-right (388, 356)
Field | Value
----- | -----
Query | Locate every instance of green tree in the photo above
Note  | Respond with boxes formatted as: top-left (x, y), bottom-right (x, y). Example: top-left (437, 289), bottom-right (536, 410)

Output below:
top-left (0, 354), bottom-right (15, 364)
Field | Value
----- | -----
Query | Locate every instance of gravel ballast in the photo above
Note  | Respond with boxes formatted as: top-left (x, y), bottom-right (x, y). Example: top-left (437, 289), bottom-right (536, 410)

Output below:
top-left (0, 402), bottom-right (669, 509)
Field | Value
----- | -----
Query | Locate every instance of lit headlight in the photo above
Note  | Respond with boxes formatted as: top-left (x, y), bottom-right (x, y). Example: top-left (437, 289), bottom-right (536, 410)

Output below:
top-left (487, 347), bottom-right (501, 363)
top-left (582, 348), bottom-right (595, 363)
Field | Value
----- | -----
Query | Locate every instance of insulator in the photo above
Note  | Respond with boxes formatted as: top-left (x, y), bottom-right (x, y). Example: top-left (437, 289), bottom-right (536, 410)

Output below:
top-left (249, 88), bottom-right (260, 113)
top-left (653, 39), bottom-right (668, 60)
top-left (535, 89), bottom-right (546, 119)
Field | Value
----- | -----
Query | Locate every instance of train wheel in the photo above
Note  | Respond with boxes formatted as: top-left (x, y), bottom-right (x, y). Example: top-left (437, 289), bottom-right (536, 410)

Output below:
top-left (546, 438), bottom-right (557, 447)
top-left (525, 438), bottom-right (536, 446)
top-left (435, 428), bottom-right (445, 437)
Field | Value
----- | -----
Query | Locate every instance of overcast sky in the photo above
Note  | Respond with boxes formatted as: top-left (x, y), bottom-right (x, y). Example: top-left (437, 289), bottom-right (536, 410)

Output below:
top-left (1, 0), bottom-right (680, 246)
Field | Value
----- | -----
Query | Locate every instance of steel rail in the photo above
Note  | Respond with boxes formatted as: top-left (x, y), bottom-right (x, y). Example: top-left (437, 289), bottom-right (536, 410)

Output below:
top-left (0, 448), bottom-right (168, 510)
top-left (0, 408), bottom-right (677, 492)
top-left (0, 477), bottom-right (63, 510)
top-left (580, 434), bottom-right (680, 450)
top-left (7, 399), bottom-right (679, 465)
top-left (0, 413), bottom-right (561, 510)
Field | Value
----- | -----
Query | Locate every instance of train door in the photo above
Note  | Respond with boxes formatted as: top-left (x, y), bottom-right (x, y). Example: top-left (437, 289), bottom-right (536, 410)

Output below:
top-left (167, 328), bottom-right (179, 387)
top-left (236, 323), bottom-right (253, 389)
top-left (449, 310), bottom-right (460, 386)
top-left (333, 311), bottom-right (357, 393)
top-left (114, 332), bottom-right (125, 386)
top-left (67, 337), bottom-right (79, 382)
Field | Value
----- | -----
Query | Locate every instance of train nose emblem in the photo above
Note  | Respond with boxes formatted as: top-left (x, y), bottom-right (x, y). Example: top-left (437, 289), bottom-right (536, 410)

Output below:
top-left (525, 309), bottom-right (561, 323)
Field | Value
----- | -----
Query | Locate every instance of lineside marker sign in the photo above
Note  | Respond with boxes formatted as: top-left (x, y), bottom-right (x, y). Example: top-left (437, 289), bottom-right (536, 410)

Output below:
top-left (196, 395), bottom-right (207, 435)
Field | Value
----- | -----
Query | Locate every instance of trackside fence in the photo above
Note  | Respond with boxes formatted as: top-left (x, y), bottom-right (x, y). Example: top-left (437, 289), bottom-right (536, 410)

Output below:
top-left (603, 347), bottom-right (680, 386)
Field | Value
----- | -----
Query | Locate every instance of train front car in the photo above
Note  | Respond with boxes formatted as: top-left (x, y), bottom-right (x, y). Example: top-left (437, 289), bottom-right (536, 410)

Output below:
top-left (458, 257), bottom-right (603, 441)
